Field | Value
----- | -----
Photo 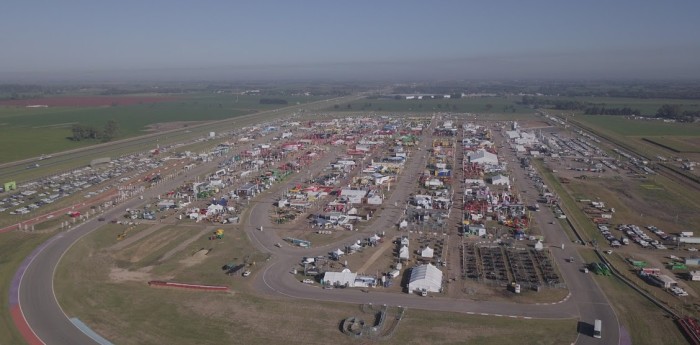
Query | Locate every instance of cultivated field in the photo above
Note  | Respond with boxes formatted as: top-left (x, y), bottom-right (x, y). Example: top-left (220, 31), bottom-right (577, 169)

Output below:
top-left (0, 95), bottom-right (179, 107)
top-left (0, 94), bottom-right (325, 163)
top-left (328, 96), bottom-right (536, 115)
top-left (567, 97), bottom-right (698, 116)
top-left (570, 114), bottom-right (700, 177)
top-left (575, 115), bottom-right (700, 137)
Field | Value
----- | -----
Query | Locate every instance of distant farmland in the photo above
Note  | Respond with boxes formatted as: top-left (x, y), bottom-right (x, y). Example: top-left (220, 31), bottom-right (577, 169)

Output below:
top-left (327, 96), bottom-right (534, 114)
top-left (576, 115), bottom-right (700, 136)
top-left (0, 94), bottom-right (324, 163)
top-left (0, 95), bottom-right (179, 107)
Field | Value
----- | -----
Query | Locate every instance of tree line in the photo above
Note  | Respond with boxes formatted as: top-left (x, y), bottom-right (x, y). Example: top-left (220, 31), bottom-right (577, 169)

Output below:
top-left (259, 98), bottom-right (288, 105)
top-left (521, 96), bottom-right (642, 116)
top-left (656, 104), bottom-right (700, 123)
top-left (71, 120), bottom-right (119, 142)
top-left (583, 106), bottom-right (641, 116)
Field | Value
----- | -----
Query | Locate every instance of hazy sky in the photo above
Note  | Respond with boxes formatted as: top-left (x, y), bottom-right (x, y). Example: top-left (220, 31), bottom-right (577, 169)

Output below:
top-left (2, 0), bottom-right (700, 81)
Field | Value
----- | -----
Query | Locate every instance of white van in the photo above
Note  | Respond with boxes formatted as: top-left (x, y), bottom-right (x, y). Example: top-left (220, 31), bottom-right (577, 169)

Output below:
top-left (593, 319), bottom-right (602, 339)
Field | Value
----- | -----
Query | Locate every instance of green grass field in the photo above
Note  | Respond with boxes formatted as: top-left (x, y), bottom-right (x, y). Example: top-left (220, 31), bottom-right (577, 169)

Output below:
top-left (643, 136), bottom-right (700, 153)
top-left (563, 97), bottom-right (699, 116)
top-left (0, 94), bottom-right (324, 163)
top-left (574, 115), bottom-right (700, 137)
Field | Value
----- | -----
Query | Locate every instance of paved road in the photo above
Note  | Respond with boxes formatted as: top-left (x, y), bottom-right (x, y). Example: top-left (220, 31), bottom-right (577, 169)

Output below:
top-left (494, 128), bottom-right (621, 345)
top-left (14, 117), bottom-right (620, 345)
top-left (13, 158), bottom-right (225, 344)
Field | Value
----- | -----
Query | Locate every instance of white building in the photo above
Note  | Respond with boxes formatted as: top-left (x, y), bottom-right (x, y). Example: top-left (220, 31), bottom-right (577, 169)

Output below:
top-left (468, 149), bottom-right (499, 165)
top-left (424, 179), bottom-right (444, 189)
top-left (491, 174), bottom-right (510, 187)
top-left (421, 246), bottom-right (434, 258)
top-left (407, 263), bottom-right (443, 293)
top-left (367, 194), bottom-right (383, 205)
top-left (339, 189), bottom-right (367, 204)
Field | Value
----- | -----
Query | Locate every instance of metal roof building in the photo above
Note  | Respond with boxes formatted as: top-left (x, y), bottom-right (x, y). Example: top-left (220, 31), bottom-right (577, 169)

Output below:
top-left (407, 263), bottom-right (443, 293)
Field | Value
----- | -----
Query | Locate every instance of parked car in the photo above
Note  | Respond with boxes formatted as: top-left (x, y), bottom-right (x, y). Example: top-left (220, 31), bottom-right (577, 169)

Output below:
top-left (242, 270), bottom-right (251, 277)
top-left (302, 279), bottom-right (314, 284)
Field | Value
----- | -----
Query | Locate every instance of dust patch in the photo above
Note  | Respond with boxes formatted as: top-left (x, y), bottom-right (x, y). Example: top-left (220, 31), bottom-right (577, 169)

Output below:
top-left (110, 223), bottom-right (165, 251)
top-left (159, 227), bottom-right (211, 262)
top-left (179, 248), bottom-right (210, 267)
top-left (109, 266), bottom-right (154, 283)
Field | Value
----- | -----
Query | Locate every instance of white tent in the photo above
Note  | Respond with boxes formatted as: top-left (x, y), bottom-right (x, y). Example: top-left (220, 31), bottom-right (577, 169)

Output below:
top-left (468, 149), bottom-right (499, 165)
top-left (206, 204), bottom-right (224, 215)
top-left (534, 240), bottom-right (544, 251)
top-left (408, 263), bottom-right (443, 293)
top-left (491, 174), bottom-right (510, 186)
top-left (323, 269), bottom-right (357, 287)
top-left (399, 245), bottom-right (410, 260)
top-left (421, 246), bottom-right (434, 258)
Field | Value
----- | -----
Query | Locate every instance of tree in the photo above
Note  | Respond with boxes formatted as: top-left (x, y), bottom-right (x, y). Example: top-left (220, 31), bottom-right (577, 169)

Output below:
top-left (656, 104), bottom-right (681, 120)
top-left (71, 124), bottom-right (85, 141)
top-left (71, 124), bottom-right (101, 141)
top-left (102, 120), bottom-right (120, 142)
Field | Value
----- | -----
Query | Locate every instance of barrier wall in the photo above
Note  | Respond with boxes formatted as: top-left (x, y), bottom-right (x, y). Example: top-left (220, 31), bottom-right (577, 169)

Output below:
top-left (147, 280), bottom-right (229, 291)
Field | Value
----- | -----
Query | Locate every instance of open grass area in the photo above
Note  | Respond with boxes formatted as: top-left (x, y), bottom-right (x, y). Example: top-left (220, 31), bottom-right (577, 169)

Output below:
top-left (568, 97), bottom-right (699, 116)
top-left (0, 94), bottom-right (325, 163)
top-left (54, 222), bottom-right (578, 345)
top-left (574, 115), bottom-right (700, 137)
top-left (391, 311), bottom-right (575, 345)
top-left (644, 136), bottom-right (700, 153)
top-left (327, 96), bottom-right (535, 115)
top-left (0, 231), bottom-right (53, 345)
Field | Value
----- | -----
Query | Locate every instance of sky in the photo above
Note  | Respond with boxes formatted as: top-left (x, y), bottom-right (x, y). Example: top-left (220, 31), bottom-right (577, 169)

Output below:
top-left (1, 0), bottom-right (700, 81)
